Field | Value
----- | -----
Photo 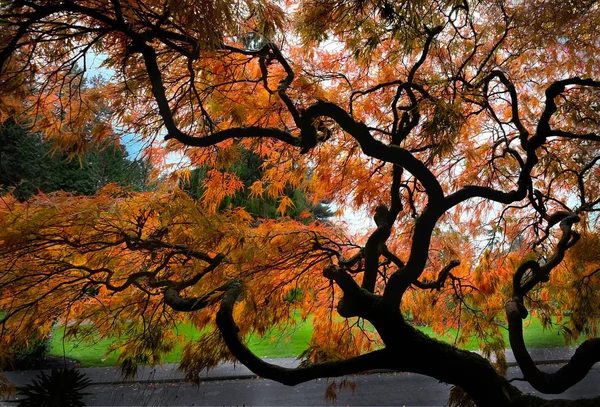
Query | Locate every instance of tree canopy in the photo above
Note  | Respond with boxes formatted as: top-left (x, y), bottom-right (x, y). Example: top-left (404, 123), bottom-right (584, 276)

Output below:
top-left (1, 1), bottom-right (600, 405)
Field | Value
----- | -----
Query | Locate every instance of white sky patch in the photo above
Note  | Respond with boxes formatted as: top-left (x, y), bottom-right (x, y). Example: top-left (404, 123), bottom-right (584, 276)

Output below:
top-left (331, 202), bottom-right (374, 234)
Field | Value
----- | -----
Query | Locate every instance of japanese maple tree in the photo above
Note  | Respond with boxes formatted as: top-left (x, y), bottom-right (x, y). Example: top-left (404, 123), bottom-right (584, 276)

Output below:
top-left (1, 0), bottom-right (600, 405)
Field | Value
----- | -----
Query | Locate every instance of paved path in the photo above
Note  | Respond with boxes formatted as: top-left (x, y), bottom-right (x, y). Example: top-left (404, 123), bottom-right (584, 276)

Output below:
top-left (1, 347), bottom-right (580, 387)
top-left (37, 366), bottom-right (600, 406)
top-left (2, 347), bottom-right (598, 406)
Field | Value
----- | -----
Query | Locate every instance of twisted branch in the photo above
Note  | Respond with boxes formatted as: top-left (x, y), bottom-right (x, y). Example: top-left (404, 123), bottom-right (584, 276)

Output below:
top-left (215, 279), bottom-right (390, 386)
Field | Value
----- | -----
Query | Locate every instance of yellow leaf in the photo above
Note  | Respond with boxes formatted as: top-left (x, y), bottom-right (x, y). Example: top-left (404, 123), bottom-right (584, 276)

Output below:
top-left (276, 196), bottom-right (294, 216)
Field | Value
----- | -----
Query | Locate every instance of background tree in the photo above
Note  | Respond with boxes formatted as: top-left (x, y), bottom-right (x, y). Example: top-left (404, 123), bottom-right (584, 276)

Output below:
top-left (181, 146), bottom-right (333, 221)
top-left (1, 1), bottom-right (600, 406)
top-left (0, 119), bottom-right (151, 200)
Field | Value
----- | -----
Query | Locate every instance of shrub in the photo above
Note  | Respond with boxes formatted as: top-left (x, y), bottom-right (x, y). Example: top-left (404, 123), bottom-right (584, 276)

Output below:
top-left (16, 367), bottom-right (92, 407)
top-left (11, 335), bottom-right (51, 370)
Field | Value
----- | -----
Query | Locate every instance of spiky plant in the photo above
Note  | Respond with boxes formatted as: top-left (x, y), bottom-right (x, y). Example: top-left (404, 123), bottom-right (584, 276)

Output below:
top-left (16, 368), bottom-right (92, 407)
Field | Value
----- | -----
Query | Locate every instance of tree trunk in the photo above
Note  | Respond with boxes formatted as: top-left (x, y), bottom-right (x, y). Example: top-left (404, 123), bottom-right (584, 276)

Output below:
top-left (217, 281), bottom-right (599, 407)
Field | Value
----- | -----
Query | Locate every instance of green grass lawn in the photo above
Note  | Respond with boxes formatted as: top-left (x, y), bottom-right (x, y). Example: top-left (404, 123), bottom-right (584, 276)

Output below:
top-left (48, 316), bottom-right (583, 367)
top-left (415, 318), bottom-right (574, 351)
top-left (49, 318), bottom-right (314, 367)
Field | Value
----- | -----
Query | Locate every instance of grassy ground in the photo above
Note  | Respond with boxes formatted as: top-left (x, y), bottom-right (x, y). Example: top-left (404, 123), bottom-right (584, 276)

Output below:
top-left (48, 316), bottom-right (578, 367)
top-left (49, 318), bottom-right (314, 367)
top-left (416, 319), bottom-right (571, 350)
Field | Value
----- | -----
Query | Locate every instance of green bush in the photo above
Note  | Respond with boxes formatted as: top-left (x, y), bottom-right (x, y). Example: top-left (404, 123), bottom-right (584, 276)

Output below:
top-left (11, 336), bottom-right (51, 370)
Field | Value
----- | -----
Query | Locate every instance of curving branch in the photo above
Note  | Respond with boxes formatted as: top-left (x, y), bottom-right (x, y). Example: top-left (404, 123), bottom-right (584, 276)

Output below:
top-left (477, 70), bottom-right (529, 146)
top-left (445, 77), bottom-right (600, 211)
top-left (505, 212), bottom-right (596, 393)
top-left (389, 165), bottom-right (404, 222)
top-left (215, 279), bottom-right (391, 386)
top-left (135, 40), bottom-right (301, 148)
top-left (164, 281), bottom-right (230, 312)
top-left (523, 214), bottom-right (579, 294)
top-left (323, 265), bottom-right (363, 297)
top-left (413, 259), bottom-right (460, 290)
top-left (303, 101), bottom-right (444, 199)
top-left (269, 43), bottom-right (301, 125)
top-left (506, 304), bottom-right (600, 394)
top-left (164, 126), bottom-right (299, 148)
top-left (382, 205), bottom-right (440, 306)
top-left (551, 130), bottom-right (600, 143)
top-left (537, 78), bottom-right (600, 141)
top-left (393, 25), bottom-right (443, 143)
top-left (122, 233), bottom-right (216, 262)
top-left (362, 205), bottom-right (392, 293)
top-left (510, 212), bottom-right (579, 310)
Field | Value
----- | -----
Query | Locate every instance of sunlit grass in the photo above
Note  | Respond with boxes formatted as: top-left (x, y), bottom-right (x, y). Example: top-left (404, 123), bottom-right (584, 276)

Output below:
top-left (49, 317), bottom-right (314, 367)
top-left (48, 316), bottom-right (585, 367)
top-left (415, 318), bottom-right (575, 351)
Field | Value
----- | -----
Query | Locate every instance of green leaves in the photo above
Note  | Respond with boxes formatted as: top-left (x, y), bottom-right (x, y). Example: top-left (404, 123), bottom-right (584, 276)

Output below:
top-left (0, 120), bottom-right (151, 200)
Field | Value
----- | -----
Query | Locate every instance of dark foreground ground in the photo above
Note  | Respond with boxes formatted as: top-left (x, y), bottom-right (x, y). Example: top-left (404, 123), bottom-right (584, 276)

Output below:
top-left (2, 349), bottom-right (598, 407)
top-left (80, 365), bottom-right (600, 407)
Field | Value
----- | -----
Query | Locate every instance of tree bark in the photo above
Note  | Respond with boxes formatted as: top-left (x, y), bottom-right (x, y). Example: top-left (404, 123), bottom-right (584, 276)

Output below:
top-left (214, 280), bottom-right (600, 407)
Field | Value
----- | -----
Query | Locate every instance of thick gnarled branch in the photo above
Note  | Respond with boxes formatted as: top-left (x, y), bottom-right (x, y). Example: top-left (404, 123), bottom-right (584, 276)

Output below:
top-left (413, 260), bottom-right (460, 291)
top-left (303, 101), bottom-right (444, 200)
top-left (505, 213), bottom-right (596, 393)
top-left (215, 279), bottom-right (390, 386)
top-left (362, 205), bottom-right (392, 293)
top-left (506, 301), bottom-right (600, 394)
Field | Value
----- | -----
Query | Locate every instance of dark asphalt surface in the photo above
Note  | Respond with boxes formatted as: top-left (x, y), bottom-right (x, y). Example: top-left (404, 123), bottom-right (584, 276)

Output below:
top-left (79, 365), bottom-right (600, 406)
